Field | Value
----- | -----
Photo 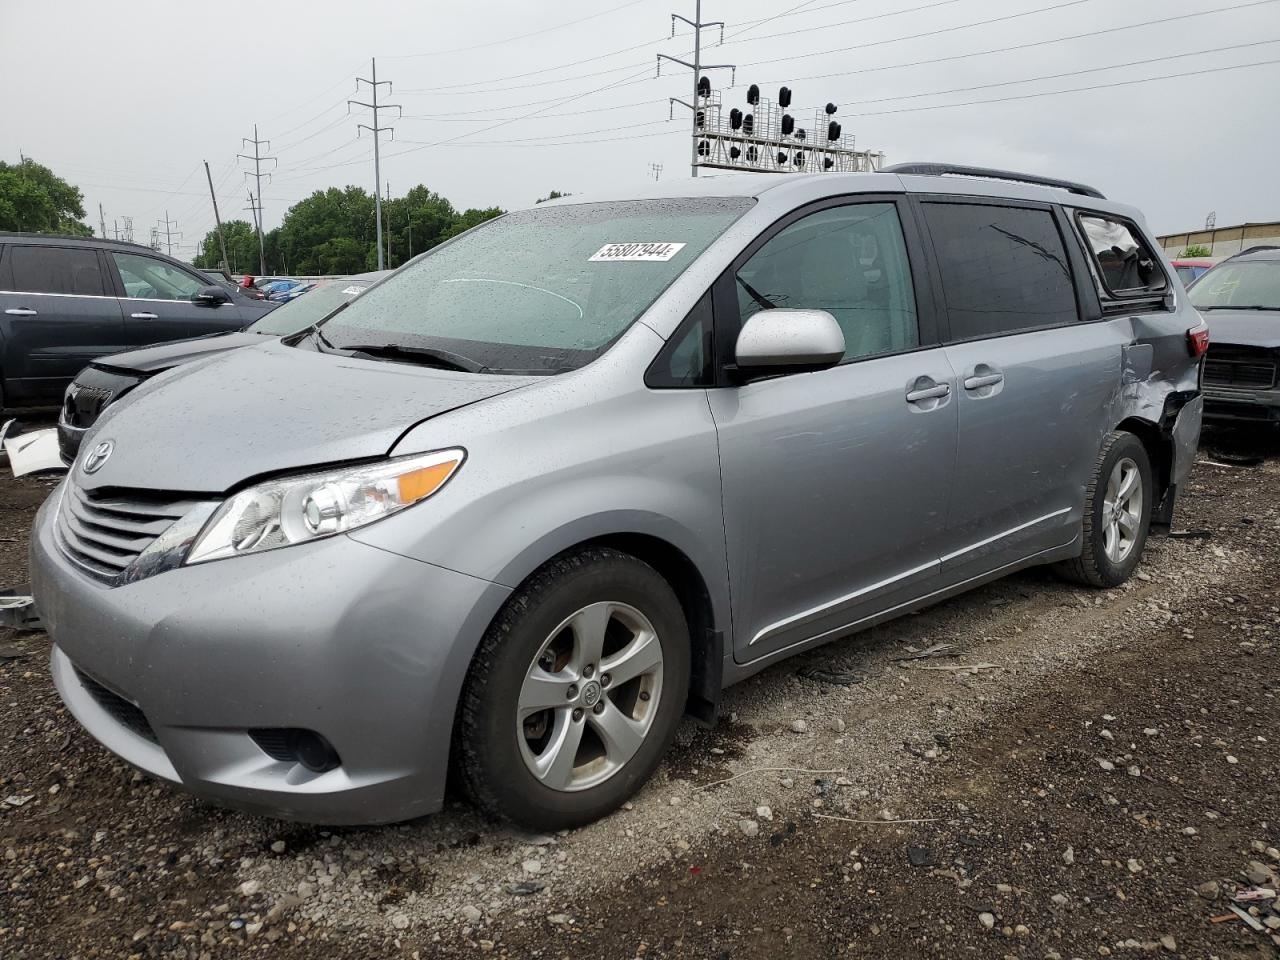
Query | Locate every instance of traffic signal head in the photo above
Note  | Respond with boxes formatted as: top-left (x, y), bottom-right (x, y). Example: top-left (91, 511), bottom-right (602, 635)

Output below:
top-left (827, 121), bottom-right (842, 141)
top-left (781, 114), bottom-right (795, 136)
top-left (742, 113), bottom-right (754, 135)
top-left (697, 76), bottom-right (711, 98)
top-left (778, 86), bottom-right (792, 108)
top-left (729, 108), bottom-right (743, 130)
top-left (746, 84), bottom-right (760, 105)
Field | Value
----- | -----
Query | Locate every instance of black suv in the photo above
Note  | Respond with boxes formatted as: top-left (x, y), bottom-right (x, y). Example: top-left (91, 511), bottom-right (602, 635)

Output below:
top-left (0, 234), bottom-right (276, 409)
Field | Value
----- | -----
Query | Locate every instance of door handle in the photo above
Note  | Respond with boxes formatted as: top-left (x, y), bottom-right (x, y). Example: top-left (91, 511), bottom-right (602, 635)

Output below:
top-left (130, 312), bottom-right (159, 320)
top-left (4, 308), bottom-right (37, 317)
top-left (905, 383), bottom-right (951, 403)
top-left (963, 373), bottom-right (1004, 390)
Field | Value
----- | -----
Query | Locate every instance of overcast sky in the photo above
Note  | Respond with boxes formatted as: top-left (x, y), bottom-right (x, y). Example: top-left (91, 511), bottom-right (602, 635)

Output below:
top-left (3, 0), bottom-right (1278, 259)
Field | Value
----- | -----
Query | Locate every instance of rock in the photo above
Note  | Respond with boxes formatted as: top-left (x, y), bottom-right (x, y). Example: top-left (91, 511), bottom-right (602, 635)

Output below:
top-left (1160, 935), bottom-right (1177, 952)
top-left (1181, 827), bottom-right (1198, 836)
top-left (391, 913), bottom-right (411, 930)
top-left (1196, 880), bottom-right (1220, 900)
top-left (1100, 729), bottom-right (1115, 741)
top-left (1127, 858), bottom-right (1143, 874)
top-left (522, 859), bottom-right (542, 875)
top-left (756, 805), bottom-right (773, 821)
top-left (296, 880), bottom-right (316, 900)
top-left (789, 719), bottom-right (808, 734)
top-left (832, 718), bottom-right (846, 733)
top-left (460, 905), bottom-right (482, 924)
top-left (1063, 846), bottom-right (1075, 865)
top-left (506, 881), bottom-right (545, 896)
top-left (1051, 893), bottom-right (1069, 906)
top-left (738, 819), bottom-right (760, 838)
top-left (547, 913), bottom-right (571, 925)
top-left (979, 912), bottom-right (996, 930)
top-left (779, 778), bottom-right (794, 788)
top-left (1098, 760), bottom-right (1115, 771)
top-left (1226, 755), bottom-right (1239, 764)
top-left (245, 921), bottom-right (263, 938)
top-left (906, 845), bottom-right (937, 867)
top-left (1143, 728), bottom-right (1158, 736)
top-left (1127, 765), bottom-right (1141, 777)
top-left (270, 841), bottom-right (286, 854)
top-left (238, 880), bottom-right (262, 897)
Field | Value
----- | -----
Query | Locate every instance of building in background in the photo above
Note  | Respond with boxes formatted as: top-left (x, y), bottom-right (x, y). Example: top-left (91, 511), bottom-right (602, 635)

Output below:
top-left (1158, 220), bottom-right (1280, 256)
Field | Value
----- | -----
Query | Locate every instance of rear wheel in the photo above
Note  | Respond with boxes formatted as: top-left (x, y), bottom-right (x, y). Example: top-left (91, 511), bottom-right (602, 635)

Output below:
top-left (455, 547), bottom-right (690, 829)
top-left (1056, 431), bottom-right (1152, 587)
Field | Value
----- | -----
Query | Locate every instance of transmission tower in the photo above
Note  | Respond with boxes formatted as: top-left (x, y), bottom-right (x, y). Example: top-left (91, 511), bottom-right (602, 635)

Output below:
top-left (350, 58), bottom-right (401, 270)
top-left (119, 216), bottom-right (134, 243)
top-left (659, 2), bottom-right (734, 177)
top-left (155, 211), bottom-right (180, 257)
top-left (648, 162), bottom-right (663, 181)
top-left (238, 125), bottom-right (276, 275)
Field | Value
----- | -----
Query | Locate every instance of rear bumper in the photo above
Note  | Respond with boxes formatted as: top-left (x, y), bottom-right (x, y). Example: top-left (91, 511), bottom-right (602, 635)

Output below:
top-left (31, 492), bottom-right (512, 824)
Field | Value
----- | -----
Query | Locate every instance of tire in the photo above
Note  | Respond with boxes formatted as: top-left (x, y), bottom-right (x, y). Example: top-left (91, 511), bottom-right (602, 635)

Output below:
top-left (455, 547), bottom-right (690, 830)
top-left (1056, 431), bottom-right (1153, 588)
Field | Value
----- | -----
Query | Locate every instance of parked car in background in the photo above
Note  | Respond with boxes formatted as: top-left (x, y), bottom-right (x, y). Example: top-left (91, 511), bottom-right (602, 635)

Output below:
top-left (260, 279), bottom-right (301, 299)
top-left (1169, 257), bottom-right (1217, 286)
top-left (0, 234), bottom-right (277, 409)
top-left (57, 271), bottom-right (389, 462)
top-left (1190, 246), bottom-right (1280, 426)
top-left (33, 165), bottom-right (1204, 830)
top-left (276, 281), bottom-right (316, 302)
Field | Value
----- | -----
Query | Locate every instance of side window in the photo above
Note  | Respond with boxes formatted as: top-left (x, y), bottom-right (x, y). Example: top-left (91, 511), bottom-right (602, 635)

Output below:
top-left (1077, 213), bottom-right (1167, 303)
top-left (923, 202), bottom-right (1078, 340)
top-left (9, 245), bottom-right (106, 296)
top-left (734, 202), bottom-right (919, 362)
top-left (111, 252), bottom-right (205, 301)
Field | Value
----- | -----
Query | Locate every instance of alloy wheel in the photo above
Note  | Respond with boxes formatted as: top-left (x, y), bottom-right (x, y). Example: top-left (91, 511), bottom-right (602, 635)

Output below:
top-left (517, 601), bottom-right (664, 792)
top-left (1102, 456), bottom-right (1143, 564)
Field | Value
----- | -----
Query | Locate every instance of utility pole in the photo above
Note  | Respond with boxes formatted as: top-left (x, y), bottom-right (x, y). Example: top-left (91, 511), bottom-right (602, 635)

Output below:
top-left (98, 203), bottom-right (107, 239)
top-left (385, 181), bottom-right (392, 267)
top-left (113, 219), bottom-right (119, 241)
top-left (407, 220), bottom-right (413, 260)
top-left (350, 58), bottom-right (401, 270)
top-left (659, 2), bottom-right (733, 177)
top-left (156, 212), bottom-right (180, 257)
top-left (238, 124), bottom-right (276, 275)
top-left (244, 191), bottom-right (264, 271)
top-left (120, 216), bottom-right (134, 244)
top-left (204, 160), bottom-right (230, 274)
top-left (648, 162), bottom-right (664, 181)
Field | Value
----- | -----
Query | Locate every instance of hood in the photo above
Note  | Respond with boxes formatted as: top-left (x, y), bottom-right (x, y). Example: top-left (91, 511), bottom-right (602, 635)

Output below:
top-left (81, 339), bottom-right (535, 493)
top-left (96, 331), bottom-right (271, 375)
top-left (1202, 309), bottom-right (1280, 350)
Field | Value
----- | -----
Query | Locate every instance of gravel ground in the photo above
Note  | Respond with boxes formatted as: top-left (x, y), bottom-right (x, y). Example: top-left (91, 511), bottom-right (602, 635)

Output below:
top-left (1, 433), bottom-right (1278, 959)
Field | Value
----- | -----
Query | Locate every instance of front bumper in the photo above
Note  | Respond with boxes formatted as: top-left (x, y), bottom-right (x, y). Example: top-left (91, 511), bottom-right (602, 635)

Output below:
top-left (32, 493), bottom-right (511, 824)
top-left (1202, 385), bottom-right (1280, 425)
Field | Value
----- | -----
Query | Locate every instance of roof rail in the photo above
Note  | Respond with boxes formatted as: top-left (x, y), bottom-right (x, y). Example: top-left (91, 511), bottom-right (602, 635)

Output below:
top-left (881, 162), bottom-right (1106, 200)
top-left (1228, 244), bottom-right (1280, 258)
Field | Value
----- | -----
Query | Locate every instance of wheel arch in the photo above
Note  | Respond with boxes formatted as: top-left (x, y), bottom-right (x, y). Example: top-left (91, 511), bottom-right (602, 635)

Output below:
top-left (489, 521), bottom-right (728, 726)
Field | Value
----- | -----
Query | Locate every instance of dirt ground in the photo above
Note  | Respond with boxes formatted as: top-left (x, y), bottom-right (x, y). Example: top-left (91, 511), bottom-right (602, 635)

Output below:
top-left (1, 431), bottom-right (1278, 960)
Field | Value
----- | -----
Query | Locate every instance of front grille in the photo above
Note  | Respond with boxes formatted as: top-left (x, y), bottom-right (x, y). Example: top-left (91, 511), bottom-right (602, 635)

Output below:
top-left (1204, 358), bottom-right (1277, 389)
top-left (61, 366), bottom-right (144, 430)
top-left (76, 668), bottom-right (156, 742)
top-left (55, 485), bottom-right (196, 583)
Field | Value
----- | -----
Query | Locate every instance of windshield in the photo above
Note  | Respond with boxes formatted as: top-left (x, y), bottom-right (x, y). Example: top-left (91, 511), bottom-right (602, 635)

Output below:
top-left (318, 198), bottom-right (752, 373)
top-left (1190, 260), bottom-right (1280, 311)
top-left (248, 280), bottom-right (374, 335)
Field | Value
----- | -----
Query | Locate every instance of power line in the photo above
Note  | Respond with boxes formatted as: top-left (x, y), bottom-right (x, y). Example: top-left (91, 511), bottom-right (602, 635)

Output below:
top-left (382, 0), bottom-right (648, 59)
top-left (731, 0), bottom-right (1280, 90)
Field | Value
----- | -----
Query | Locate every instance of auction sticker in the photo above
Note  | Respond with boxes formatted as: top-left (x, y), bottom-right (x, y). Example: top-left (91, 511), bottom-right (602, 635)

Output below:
top-left (589, 242), bottom-right (686, 262)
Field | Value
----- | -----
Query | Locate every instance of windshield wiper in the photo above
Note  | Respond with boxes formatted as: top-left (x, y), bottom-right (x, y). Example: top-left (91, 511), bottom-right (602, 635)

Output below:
top-left (340, 342), bottom-right (488, 373)
top-left (1195, 304), bottom-right (1277, 311)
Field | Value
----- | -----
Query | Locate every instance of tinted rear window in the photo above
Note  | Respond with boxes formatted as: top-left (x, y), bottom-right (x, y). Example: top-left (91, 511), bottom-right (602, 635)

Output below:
top-left (923, 203), bottom-right (1077, 340)
top-left (8, 245), bottom-right (106, 296)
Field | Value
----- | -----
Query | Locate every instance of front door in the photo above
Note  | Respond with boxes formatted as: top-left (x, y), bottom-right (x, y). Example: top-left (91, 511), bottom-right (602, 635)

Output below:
top-left (0, 243), bottom-right (125, 403)
top-left (916, 198), bottom-right (1120, 575)
top-left (107, 250), bottom-right (245, 349)
top-left (707, 198), bottom-right (958, 664)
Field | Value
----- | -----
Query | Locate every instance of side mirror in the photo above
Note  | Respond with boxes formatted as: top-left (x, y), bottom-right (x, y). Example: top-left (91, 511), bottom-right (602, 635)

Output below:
top-left (195, 284), bottom-right (232, 306)
top-left (732, 309), bottom-right (845, 380)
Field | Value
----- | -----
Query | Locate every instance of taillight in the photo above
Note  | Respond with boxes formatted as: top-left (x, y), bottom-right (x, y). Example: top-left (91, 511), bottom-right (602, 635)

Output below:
top-left (1187, 325), bottom-right (1209, 357)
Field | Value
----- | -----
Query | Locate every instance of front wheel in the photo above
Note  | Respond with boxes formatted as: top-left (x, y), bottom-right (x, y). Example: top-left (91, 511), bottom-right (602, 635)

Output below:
top-left (454, 547), bottom-right (690, 830)
top-left (1056, 431), bottom-right (1153, 588)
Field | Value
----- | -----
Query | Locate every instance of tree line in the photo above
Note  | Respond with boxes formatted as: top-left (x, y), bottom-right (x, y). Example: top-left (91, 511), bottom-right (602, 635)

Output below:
top-left (0, 157), bottom-right (571, 277)
top-left (193, 185), bottom-right (506, 276)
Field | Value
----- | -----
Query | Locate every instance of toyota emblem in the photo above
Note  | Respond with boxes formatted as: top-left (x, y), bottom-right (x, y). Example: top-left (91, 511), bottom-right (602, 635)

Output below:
top-left (82, 440), bottom-right (114, 475)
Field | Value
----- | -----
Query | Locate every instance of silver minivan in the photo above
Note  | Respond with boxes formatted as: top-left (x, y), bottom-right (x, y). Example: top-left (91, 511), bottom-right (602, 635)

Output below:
top-left (30, 164), bottom-right (1205, 829)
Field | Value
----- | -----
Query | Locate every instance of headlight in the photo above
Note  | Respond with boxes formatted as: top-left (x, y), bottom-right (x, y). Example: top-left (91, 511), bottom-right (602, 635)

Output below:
top-left (185, 448), bottom-right (464, 565)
